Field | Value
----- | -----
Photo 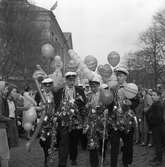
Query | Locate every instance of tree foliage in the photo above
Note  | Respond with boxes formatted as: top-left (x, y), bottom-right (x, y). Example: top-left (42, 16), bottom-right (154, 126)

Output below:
top-left (127, 9), bottom-right (165, 88)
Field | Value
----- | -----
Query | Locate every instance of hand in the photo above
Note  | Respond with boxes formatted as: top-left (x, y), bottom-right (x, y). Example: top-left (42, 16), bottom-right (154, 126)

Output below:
top-left (26, 141), bottom-right (32, 152)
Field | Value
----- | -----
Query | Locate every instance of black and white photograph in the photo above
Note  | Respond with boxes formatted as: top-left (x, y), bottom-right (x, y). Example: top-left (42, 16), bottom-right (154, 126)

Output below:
top-left (0, 0), bottom-right (165, 167)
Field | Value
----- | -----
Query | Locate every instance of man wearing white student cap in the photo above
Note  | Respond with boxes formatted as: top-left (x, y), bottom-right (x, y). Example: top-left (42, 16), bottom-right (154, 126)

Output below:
top-left (114, 65), bottom-right (129, 88)
top-left (42, 77), bottom-right (53, 84)
top-left (36, 77), bottom-right (55, 167)
top-left (41, 78), bottom-right (54, 102)
top-left (110, 65), bottom-right (139, 167)
top-left (53, 70), bottom-right (86, 167)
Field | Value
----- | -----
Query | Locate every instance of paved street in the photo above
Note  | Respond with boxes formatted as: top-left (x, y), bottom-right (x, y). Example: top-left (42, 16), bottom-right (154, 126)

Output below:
top-left (9, 139), bottom-right (165, 167)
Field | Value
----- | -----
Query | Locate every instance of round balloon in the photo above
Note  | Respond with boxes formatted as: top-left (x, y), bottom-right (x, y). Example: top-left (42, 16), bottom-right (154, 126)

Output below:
top-left (68, 49), bottom-right (76, 58)
top-left (97, 65), bottom-right (103, 74)
top-left (24, 107), bottom-right (37, 123)
top-left (98, 64), bottom-right (112, 79)
top-left (66, 59), bottom-right (78, 72)
top-left (123, 83), bottom-right (138, 99)
top-left (23, 122), bottom-right (33, 131)
top-left (84, 55), bottom-right (98, 71)
top-left (41, 43), bottom-right (55, 58)
top-left (53, 55), bottom-right (63, 70)
top-left (107, 51), bottom-right (120, 67)
top-left (107, 73), bottom-right (118, 88)
top-left (83, 67), bottom-right (95, 81)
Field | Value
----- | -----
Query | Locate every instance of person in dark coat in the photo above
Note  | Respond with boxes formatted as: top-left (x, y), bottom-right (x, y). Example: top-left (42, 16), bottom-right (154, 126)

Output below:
top-left (53, 71), bottom-right (86, 167)
top-left (6, 85), bottom-right (19, 148)
top-left (0, 81), bottom-right (11, 167)
top-left (146, 91), bottom-right (165, 166)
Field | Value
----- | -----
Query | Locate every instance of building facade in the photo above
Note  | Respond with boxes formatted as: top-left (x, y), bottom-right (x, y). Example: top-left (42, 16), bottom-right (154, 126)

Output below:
top-left (0, 0), bottom-right (72, 78)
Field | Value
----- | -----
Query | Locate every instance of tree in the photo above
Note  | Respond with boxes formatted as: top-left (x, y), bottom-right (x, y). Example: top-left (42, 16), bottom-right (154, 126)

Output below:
top-left (0, 0), bottom-right (44, 81)
top-left (138, 17), bottom-right (165, 88)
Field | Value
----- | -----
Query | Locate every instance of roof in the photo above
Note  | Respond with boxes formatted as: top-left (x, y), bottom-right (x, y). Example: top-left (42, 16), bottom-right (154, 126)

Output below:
top-left (5, 0), bottom-right (49, 12)
top-left (63, 32), bottom-right (73, 49)
top-left (64, 32), bottom-right (72, 41)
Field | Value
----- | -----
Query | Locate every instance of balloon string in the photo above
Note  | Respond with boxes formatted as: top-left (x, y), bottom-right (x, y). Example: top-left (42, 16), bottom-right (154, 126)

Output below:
top-left (100, 109), bottom-right (108, 167)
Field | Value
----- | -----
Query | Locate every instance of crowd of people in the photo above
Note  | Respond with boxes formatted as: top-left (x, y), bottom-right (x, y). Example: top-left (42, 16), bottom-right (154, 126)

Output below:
top-left (0, 65), bottom-right (165, 167)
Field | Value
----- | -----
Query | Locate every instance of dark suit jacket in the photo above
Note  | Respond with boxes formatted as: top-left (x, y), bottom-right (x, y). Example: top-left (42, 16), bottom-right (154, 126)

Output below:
top-left (146, 101), bottom-right (164, 129)
top-left (0, 93), bottom-right (9, 128)
top-left (53, 86), bottom-right (87, 111)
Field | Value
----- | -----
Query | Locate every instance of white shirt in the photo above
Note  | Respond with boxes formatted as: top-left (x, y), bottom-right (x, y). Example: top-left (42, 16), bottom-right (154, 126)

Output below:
top-left (65, 86), bottom-right (75, 102)
top-left (8, 100), bottom-right (16, 118)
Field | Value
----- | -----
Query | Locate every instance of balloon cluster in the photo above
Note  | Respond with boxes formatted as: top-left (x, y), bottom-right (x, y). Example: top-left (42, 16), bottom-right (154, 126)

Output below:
top-left (67, 49), bottom-right (121, 88)
top-left (68, 49), bottom-right (96, 81)
top-left (96, 51), bottom-right (120, 88)
top-left (23, 107), bottom-right (37, 131)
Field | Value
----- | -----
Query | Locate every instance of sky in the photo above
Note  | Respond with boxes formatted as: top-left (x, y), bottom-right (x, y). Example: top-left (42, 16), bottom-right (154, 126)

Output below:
top-left (29, 0), bottom-right (165, 65)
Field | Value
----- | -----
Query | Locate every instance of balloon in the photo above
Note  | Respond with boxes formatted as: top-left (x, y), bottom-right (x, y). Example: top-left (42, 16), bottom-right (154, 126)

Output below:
top-left (49, 70), bottom-right (65, 90)
top-left (123, 83), bottom-right (138, 99)
top-left (91, 71), bottom-right (103, 84)
top-left (24, 107), bottom-right (37, 123)
top-left (97, 65), bottom-right (103, 74)
top-left (99, 88), bottom-right (114, 105)
top-left (107, 51), bottom-right (120, 67)
top-left (68, 49), bottom-right (76, 58)
top-left (84, 55), bottom-right (98, 71)
top-left (51, 55), bottom-right (63, 70)
top-left (83, 68), bottom-right (94, 80)
top-left (23, 122), bottom-right (33, 131)
top-left (68, 49), bottom-right (82, 65)
top-left (41, 43), bottom-right (55, 58)
top-left (66, 59), bottom-right (79, 72)
top-left (97, 64), bottom-right (112, 79)
top-left (107, 73), bottom-right (118, 88)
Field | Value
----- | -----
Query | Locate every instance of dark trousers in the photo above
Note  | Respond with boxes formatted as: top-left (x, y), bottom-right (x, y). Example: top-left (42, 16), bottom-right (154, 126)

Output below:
top-left (58, 127), bottom-right (69, 167)
top-left (152, 124), bottom-right (165, 162)
top-left (69, 129), bottom-right (79, 161)
top-left (79, 129), bottom-right (88, 150)
top-left (58, 128), bottom-right (80, 167)
top-left (89, 149), bottom-right (99, 167)
top-left (110, 129), bottom-right (134, 167)
top-left (39, 135), bottom-right (51, 165)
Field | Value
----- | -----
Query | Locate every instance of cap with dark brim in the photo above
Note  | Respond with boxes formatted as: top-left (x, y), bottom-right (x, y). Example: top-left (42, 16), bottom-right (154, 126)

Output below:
top-left (89, 80), bottom-right (100, 85)
top-left (114, 66), bottom-right (129, 76)
top-left (115, 70), bottom-right (128, 76)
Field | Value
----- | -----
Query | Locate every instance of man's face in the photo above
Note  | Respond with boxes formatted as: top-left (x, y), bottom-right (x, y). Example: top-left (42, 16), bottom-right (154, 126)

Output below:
top-left (85, 85), bottom-right (90, 92)
top-left (44, 84), bottom-right (53, 93)
top-left (116, 72), bottom-right (127, 85)
top-left (66, 77), bottom-right (76, 88)
top-left (90, 84), bottom-right (99, 93)
top-left (152, 92), bottom-right (160, 102)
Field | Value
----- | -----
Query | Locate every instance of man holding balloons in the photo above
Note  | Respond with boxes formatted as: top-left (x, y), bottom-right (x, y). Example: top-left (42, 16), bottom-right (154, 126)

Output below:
top-left (109, 66), bottom-right (139, 167)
